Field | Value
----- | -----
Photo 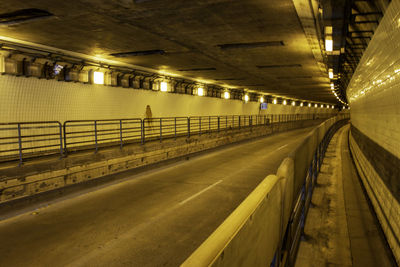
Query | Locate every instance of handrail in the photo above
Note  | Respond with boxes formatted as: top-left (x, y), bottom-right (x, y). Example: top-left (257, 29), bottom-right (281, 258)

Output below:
top-left (0, 113), bottom-right (335, 164)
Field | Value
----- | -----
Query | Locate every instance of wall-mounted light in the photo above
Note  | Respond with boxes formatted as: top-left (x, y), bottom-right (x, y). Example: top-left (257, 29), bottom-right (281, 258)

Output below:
top-left (197, 87), bottom-right (204, 96)
top-left (330, 83), bottom-right (334, 89)
top-left (325, 36), bottom-right (333, 52)
top-left (332, 105), bottom-right (334, 109)
top-left (328, 69), bottom-right (334, 79)
top-left (321, 104), bottom-right (324, 108)
top-left (273, 99), bottom-right (277, 104)
top-left (93, 71), bottom-right (104, 85)
top-left (308, 103), bottom-right (311, 107)
top-left (292, 101), bottom-right (296, 106)
top-left (283, 100), bottom-right (287, 105)
top-left (224, 91), bottom-right (230, 99)
top-left (314, 103), bottom-right (318, 108)
top-left (300, 102), bottom-right (303, 107)
top-left (260, 96), bottom-right (264, 103)
top-left (244, 94), bottom-right (249, 102)
top-left (160, 81), bottom-right (168, 92)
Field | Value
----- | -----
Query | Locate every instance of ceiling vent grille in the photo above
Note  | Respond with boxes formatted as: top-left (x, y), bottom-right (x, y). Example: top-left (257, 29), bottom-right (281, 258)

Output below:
top-left (110, 50), bottom-right (165, 57)
top-left (178, 67), bottom-right (216, 71)
top-left (257, 64), bottom-right (302, 69)
top-left (217, 41), bottom-right (284, 50)
top-left (0, 9), bottom-right (53, 25)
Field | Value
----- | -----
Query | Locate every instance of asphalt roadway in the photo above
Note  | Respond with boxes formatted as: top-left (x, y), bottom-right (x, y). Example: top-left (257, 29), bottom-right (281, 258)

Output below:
top-left (0, 127), bottom-right (316, 267)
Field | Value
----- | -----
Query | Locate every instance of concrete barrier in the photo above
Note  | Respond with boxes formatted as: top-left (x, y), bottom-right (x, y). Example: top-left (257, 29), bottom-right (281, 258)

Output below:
top-left (181, 115), bottom-right (349, 267)
top-left (181, 175), bottom-right (283, 267)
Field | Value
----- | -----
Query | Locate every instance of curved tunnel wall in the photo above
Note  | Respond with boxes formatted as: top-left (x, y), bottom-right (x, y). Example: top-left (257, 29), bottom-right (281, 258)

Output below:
top-left (0, 75), bottom-right (333, 123)
top-left (347, 0), bottom-right (400, 262)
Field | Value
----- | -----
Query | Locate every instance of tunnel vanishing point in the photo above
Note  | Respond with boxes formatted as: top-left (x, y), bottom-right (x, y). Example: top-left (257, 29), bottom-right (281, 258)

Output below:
top-left (0, 0), bottom-right (399, 266)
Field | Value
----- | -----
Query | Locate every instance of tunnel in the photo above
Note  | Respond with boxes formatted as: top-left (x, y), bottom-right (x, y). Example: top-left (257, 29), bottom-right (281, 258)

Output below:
top-left (0, 0), bottom-right (398, 266)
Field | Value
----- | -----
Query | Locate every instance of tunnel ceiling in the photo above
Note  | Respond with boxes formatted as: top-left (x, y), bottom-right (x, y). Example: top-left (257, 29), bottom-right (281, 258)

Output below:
top-left (0, 0), bottom-right (390, 104)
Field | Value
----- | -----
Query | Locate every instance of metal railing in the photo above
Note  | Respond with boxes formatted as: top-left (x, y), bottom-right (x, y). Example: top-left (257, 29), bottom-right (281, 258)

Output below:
top-left (0, 113), bottom-right (333, 164)
top-left (0, 121), bottom-right (63, 165)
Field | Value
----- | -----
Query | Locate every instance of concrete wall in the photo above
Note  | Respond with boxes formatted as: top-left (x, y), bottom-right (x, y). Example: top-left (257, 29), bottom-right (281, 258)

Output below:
top-left (0, 75), bottom-right (333, 123)
top-left (347, 0), bottom-right (400, 262)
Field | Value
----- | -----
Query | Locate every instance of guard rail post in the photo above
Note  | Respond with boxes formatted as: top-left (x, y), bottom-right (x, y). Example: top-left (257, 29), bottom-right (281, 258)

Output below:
top-left (160, 118), bottom-right (163, 142)
top-left (187, 117), bottom-right (191, 138)
top-left (141, 119), bottom-right (145, 145)
top-left (94, 120), bottom-right (98, 153)
top-left (119, 119), bottom-right (123, 149)
top-left (58, 122), bottom-right (64, 158)
top-left (17, 123), bottom-right (23, 166)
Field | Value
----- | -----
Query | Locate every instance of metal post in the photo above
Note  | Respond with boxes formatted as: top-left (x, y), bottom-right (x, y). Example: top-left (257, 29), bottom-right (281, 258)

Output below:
top-left (174, 117), bottom-right (177, 139)
top-left (119, 120), bottom-right (123, 149)
top-left (199, 117), bottom-right (201, 135)
top-left (141, 119), bottom-right (145, 145)
top-left (58, 123), bottom-right (63, 158)
top-left (17, 123), bottom-right (23, 166)
top-left (160, 118), bottom-right (162, 142)
top-left (188, 117), bottom-right (191, 138)
top-left (94, 120), bottom-right (98, 153)
top-left (63, 122), bottom-right (68, 155)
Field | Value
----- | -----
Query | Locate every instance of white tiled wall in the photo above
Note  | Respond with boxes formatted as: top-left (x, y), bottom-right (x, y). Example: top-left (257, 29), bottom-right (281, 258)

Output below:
top-left (0, 75), bottom-right (333, 123)
top-left (347, 0), bottom-right (400, 158)
top-left (347, 0), bottom-right (400, 262)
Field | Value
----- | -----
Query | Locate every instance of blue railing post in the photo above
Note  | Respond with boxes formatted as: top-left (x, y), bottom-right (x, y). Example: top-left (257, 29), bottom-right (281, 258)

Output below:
top-left (17, 123), bottom-right (23, 166)
top-left (58, 123), bottom-right (64, 158)
top-left (174, 117), bottom-right (177, 139)
top-left (188, 117), bottom-right (191, 138)
top-left (199, 117), bottom-right (202, 135)
top-left (119, 120), bottom-right (123, 149)
top-left (141, 119), bottom-right (145, 145)
top-left (94, 120), bottom-right (98, 153)
top-left (160, 118), bottom-right (162, 142)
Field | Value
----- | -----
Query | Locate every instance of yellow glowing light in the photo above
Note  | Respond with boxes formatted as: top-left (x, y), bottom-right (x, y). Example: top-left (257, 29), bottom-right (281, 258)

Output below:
top-left (244, 94), bottom-right (249, 102)
top-left (325, 38), bottom-right (333, 52)
top-left (321, 104), bottom-right (324, 108)
top-left (197, 87), bottom-right (204, 96)
top-left (283, 100), bottom-right (287, 105)
top-left (93, 71), bottom-right (104, 84)
top-left (160, 81), bottom-right (168, 92)
top-left (300, 102), bottom-right (303, 107)
top-left (224, 91), bottom-right (230, 99)
top-left (260, 96), bottom-right (264, 103)
top-left (314, 104), bottom-right (318, 108)
top-left (308, 103), bottom-right (311, 107)
top-left (273, 99), bottom-right (277, 104)
top-left (332, 105), bottom-right (334, 109)
top-left (328, 69), bottom-right (334, 79)
top-left (292, 101), bottom-right (296, 106)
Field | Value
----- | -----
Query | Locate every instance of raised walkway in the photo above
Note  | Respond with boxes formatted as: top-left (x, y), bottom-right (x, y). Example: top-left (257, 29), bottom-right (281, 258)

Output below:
top-left (295, 125), bottom-right (396, 267)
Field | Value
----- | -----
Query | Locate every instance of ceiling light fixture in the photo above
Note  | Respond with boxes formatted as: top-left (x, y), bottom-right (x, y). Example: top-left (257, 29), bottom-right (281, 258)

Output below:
top-left (160, 81), bottom-right (168, 92)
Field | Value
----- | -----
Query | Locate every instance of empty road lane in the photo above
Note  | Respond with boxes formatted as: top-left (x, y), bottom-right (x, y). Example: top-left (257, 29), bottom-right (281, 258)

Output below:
top-left (0, 127), bottom-right (316, 267)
